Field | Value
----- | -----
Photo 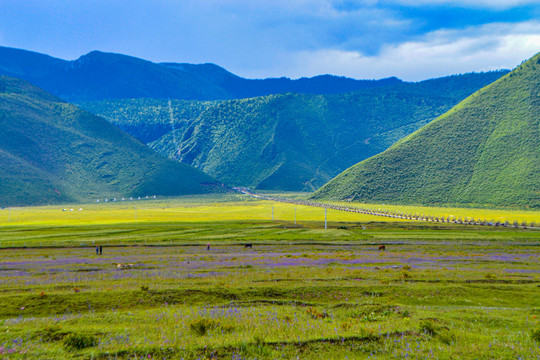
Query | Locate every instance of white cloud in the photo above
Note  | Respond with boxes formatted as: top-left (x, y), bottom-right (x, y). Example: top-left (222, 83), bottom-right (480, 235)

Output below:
top-left (263, 21), bottom-right (540, 81)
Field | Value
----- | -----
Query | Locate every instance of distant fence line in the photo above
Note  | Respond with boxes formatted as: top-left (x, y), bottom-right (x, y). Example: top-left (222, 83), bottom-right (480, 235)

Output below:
top-left (241, 191), bottom-right (538, 230)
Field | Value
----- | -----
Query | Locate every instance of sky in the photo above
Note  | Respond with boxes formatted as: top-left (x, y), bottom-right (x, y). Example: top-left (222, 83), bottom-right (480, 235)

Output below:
top-left (1, 0), bottom-right (539, 81)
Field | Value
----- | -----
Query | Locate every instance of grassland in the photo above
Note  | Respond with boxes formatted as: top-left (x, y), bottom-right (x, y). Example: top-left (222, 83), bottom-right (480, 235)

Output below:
top-left (2, 193), bottom-right (540, 227)
top-left (0, 194), bottom-right (538, 359)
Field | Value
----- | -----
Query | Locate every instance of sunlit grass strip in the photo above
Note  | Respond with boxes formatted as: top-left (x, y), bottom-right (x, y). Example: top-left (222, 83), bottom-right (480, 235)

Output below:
top-left (0, 200), bottom-right (403, 226)
top-left (252, 193), bottom-right (540, 227)
top-left (0, 193), bottom-right (538, 227)
top-left (328, 200), bottom-right (540, 225)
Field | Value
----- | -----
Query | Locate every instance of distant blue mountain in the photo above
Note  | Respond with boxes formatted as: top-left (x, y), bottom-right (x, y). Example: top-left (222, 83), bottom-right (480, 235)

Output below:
top-left (0, 46), bottom-right (403, 102)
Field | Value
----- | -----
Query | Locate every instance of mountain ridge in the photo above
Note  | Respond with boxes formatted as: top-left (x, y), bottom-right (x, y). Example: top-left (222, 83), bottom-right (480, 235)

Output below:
top-left (0, 46), bottom-right (506, 102)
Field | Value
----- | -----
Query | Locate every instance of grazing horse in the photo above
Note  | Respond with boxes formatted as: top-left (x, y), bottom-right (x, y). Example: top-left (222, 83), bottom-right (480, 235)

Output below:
top-left (244, 244), bottom-right (253, 249)
top-left (378, 245), bottom-right (386, 251)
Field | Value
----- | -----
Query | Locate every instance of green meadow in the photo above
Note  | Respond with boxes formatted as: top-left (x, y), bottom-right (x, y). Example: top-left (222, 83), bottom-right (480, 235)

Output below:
top-left (0, 194), bottom-right (539, 359)
top-left (2, 193), bottom-right (540, 228)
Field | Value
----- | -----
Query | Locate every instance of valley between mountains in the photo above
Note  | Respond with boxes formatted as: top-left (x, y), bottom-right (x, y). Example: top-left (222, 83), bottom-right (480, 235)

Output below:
top-left (0, 46), bottom-right (537, 210)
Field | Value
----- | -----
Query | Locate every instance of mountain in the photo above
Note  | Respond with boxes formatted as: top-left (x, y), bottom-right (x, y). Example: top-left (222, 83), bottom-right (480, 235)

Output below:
top-left (82, 70), bottom-right (508, 191)
top-left (0, 46), bottom-right (406, 102)
top-left (161, 62), bottom-right (403, 98)
top-left (80, 98), bottom-right (221, 143)
top-left (312, 53), bottom-right (540, 209)
top-left (0, 76), bottom-right (218, 207)
top-left (0, 47), bottom-right (231, 102)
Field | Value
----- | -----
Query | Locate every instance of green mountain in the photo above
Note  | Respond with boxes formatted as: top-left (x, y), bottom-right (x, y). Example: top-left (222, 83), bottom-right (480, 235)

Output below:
top-left (0, 46), bottom-right (407, 102)
top-left (312, 53), bottom-right (540, 209)
top-left (0, 76), bottom-right (218, 206)
top-left (82, 71), bottom-right (507, 191)
top-left (80, 98), bottom-right (221, 143)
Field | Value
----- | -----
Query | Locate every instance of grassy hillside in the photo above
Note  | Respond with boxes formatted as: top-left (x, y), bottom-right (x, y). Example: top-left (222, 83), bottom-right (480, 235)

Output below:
top-left (0, 76), bottom-right (218, 207)
top-left (83, 71), bottom-right (507, 191)
top-left (313, 53), bottom-right (540, 209)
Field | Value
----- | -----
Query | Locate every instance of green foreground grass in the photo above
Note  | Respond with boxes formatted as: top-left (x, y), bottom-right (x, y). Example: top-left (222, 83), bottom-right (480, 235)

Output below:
top-left (0, 195), bottom-right (538, 359)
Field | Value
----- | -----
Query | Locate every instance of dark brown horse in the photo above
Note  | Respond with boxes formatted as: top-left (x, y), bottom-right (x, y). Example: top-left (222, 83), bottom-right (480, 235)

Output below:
top-left (378, 245), bottom-right (386, 251)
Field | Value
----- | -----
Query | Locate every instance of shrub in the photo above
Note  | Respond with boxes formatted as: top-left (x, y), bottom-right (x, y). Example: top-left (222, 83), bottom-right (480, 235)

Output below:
top-left (419, 320), bottom-right (438, 336)
top-left (437, 330), bottom-right (456, 345)
top-left (401, 271), bottom-right (412, 279)
top-left (63, 332), bottom-right (97, 350)
top-left (35, 325), bottom-right (69, 342)
top-left (306, 307), bottom-right (328, 319)
top-left (253, 334), bottom-right (267, 345)
top-left (140, 285), bottom-right (149, 291)
top-left (353, 305), bottom-right (403, 322)
top-left (341, 320), bottom-right (355, 331)
top-left (190, 318), bottom-right (220, 336)
top-left (400, 310), bottom-right (411, 318)
top-left (531, 329), bottom-right (540, 343)
top-left (220, 324), bottom-right (235, 333)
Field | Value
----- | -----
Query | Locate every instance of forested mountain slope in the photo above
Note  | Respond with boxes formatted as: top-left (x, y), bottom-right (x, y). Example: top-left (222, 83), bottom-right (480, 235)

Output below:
top-left (82, 71), bottom-right (508, 191)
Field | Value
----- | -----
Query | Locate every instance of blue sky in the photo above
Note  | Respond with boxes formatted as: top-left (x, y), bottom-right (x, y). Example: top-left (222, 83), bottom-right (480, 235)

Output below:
top-left (1, 0), bottom-right (539, 80)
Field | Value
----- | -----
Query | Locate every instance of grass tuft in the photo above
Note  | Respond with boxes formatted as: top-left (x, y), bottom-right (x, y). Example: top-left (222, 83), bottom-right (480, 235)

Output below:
top-left (63, 332), bottom-right (97, 350)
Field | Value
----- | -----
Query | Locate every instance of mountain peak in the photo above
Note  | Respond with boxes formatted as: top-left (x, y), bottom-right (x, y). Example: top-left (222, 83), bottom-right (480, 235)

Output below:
top-left (72, 50), bottom-right (154, 67)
